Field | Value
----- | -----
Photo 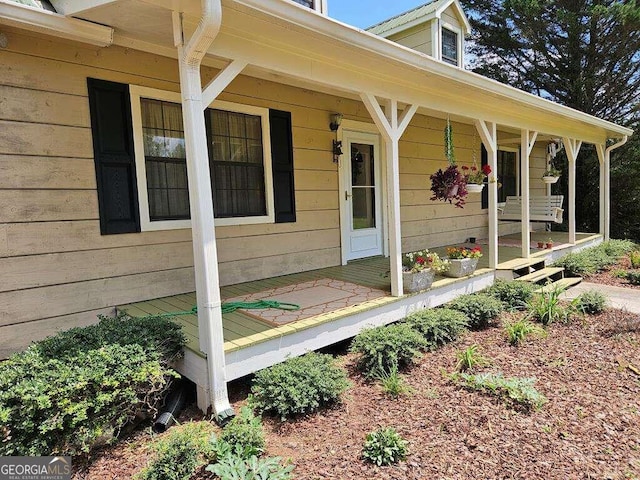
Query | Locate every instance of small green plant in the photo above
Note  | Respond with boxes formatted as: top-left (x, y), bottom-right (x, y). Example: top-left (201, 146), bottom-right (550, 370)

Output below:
top-left (250, 353), bottom-right (350, 420)
top-left (362, 427), bottom-right (408, 466)
top-left (612, 269), bottom-right (628, 278)
top-left (629, 250), bottom-right (640, 269)
top-left (374, 366), bottom-right (413, 398)
top-left (447, 294), bottom-right (504, 329)
top-left (404, 308), bottom-right (469, 349)
top-left (527, 283), bottom-right (580, 325)
top-left (137, 422), bottom-right (215, 480)
top-left (455, 344), bottom-right (489, 371)
top-left (218, 407), bottom-right (265, 458)
top-left (626, 271), bottom-right (640, 285)
top-left (576, 290), bottom-right (608, 314)
top-left (504, 319), bottom-right (546, 346)
top-left (553, 240), bottom-right (636, 276)
top-left (452, 372), bottom-right (547, 410)
top-left (206, 454), bottom-right (294, 480)
top-left (350, 323), bottom-right (427, 378)
top-left (486, 280), bottom-right (536, 311)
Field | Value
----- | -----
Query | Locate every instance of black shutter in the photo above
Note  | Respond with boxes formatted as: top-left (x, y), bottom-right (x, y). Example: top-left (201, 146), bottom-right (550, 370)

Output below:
top-left (269, 109), bottom-right (296, 223)
top-left (481, 145), bottom-right (489, 210)
top-left (87, 78), bottom-right (140, 234)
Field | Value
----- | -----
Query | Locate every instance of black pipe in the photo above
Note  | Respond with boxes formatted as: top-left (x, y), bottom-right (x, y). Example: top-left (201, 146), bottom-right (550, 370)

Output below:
top-left (153, 379), bottom-right (191, 433)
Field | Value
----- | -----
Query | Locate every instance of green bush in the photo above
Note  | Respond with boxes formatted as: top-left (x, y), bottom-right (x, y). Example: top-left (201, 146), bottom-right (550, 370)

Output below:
top-left (350, 323), bottom-right (428, 378)
top-left (629, 250), bottom-right (640, 269)
top-left (447, 294), bottom-right (504, 329)
top-left (452, 372), bottom-right (547, 410)
top-left (601, 239), bottom-right (636, 257)
top-left (504, 319), bottom-right (546, 346)
top-left (553, 240), bottom-right (636, 276)
top-left (218, 407), bottom-right (265, 458)
top-left (626, 271), bottom-right (640, 285)
top-left (207, 455), bottom-right (294, 480)
top-left (250, 353), bottom-right (350, 420)
top-left (486, 280), bottom-right (536, 311)
top-left (0, 315), bottom-right (184, 456)
top-left (404, 308), bottom-right (469, 349)
top-left (0, 344), bottom-right (176, 456)
top-left (362, 427), bottom-right (408, 466)
top-left (137, 422), bottom-right (215, 480)
top-left (576, 290), bottom-right (608, 314)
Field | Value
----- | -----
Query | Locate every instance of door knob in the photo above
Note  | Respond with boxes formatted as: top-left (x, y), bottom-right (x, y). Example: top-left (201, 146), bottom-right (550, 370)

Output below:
top-left (345, 191), bottom-right (352, 200)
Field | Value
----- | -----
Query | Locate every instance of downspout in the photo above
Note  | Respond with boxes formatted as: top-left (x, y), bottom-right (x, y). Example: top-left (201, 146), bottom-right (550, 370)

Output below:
top-left (603, 135), bottom-right (628, 240)
top-left (173, 0), bottom-right (234, 423)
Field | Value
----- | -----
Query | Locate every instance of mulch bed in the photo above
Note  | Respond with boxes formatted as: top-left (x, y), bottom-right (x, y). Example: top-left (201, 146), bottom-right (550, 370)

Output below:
top-left (584, 256), bottom-right (640, 290)
top-left (73, 309), bottom-right (640, 480)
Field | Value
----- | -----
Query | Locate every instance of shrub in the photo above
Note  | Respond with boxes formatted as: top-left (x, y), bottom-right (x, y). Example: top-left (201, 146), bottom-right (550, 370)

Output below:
top-left (350, 323), bottom-right (428, 378)
top-left (527, 284), bottom-right (580, 325)
top-left (207, 454), bottom-right (294, 480)
top-left (32, 313), bottom-right (186, 362)
top-left (455, 344), bottom-right (489, 372)
top-left (576, 290), bottom-right (608, 314)
top-left (404, 308), bottom-right (469, 349)
top-left (452, 372), bottom-right (547, 410)
top-left (362, 427), bottom-right (408, 466)
top-left (601, 239), bottom-right (636, 258)
top-left (504, 319), bottom-right (546, 346)
top-left (0, 344), bottom-right (177, 456)
top-left (629, 250), bottom-right (640, 269)
top-left (626, 271), bottom-right (640, 285)
top-left (137, 422), bottom-right (215, 480)
top-left (374, 366), bottom-right (413, 398)
top-left (250, 353), bottom-right (350, 420)
top-left (486, 280), bottom-right (536, 311)
top-left (447, 294), bottom-right (504, 329)
top-left (553, 240), bottom-right (636, 276)
top-left (218, 407), bottom-right (265, 458)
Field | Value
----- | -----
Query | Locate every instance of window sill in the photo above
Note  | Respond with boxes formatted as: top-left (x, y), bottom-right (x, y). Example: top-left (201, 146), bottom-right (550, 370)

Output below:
top-left (141, 214), bottom-right (275, 232)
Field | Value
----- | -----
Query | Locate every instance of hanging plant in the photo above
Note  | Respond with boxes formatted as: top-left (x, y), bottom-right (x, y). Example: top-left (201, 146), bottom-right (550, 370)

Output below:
top-left (429, 118), bottom-right (468, 208)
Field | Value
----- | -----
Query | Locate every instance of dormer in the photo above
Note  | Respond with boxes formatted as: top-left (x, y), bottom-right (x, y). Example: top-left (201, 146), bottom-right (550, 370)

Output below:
top-left (367, 0), bottom-right (471, 68)
top-left (292, 0), bottom-right (327, 15)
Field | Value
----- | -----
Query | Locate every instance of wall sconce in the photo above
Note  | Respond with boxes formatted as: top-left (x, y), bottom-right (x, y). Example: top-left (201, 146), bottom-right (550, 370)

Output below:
top-left (329, 113), bottom-right (343, 132)
top-left (332, 140), bottom-right (343, 163)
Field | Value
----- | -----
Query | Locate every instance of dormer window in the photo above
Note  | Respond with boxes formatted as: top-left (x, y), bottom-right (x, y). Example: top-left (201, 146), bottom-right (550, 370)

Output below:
top-left (292, 0), bottom-right (313, 7)
top-left (290, 0), bottom-right (325, 14)
top-left (441, 27), bottom-right (458, 66)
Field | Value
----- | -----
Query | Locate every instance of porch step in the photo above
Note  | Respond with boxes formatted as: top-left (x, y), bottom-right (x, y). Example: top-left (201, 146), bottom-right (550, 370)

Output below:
top-left (535, 276), bottom-right (582, 294)
top-left (515, 266), bottom-right (564, 284)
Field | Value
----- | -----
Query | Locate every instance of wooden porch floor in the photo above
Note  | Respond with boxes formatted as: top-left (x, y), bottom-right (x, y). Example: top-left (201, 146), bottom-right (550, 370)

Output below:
top-left (119, 232), bottom-right (601, 358)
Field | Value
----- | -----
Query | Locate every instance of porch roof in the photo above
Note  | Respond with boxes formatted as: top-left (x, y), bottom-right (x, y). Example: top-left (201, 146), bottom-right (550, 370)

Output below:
top-left (23, 0), bottom-right (632, 144)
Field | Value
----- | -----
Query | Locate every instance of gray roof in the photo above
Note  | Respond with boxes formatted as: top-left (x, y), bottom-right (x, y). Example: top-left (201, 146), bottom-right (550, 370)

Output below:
top-left (8, 0), bottom-right (56, 12)
top-left (367, 0), bottom-right (443, 35)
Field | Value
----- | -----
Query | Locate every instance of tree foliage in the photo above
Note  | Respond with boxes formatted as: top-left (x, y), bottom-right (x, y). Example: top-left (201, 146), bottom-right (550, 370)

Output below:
top-left (462, 0), bottom-right (640, 241)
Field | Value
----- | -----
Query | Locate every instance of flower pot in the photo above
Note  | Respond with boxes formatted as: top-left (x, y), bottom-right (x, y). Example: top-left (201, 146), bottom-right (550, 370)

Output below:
top-left (537, 241), bottom-right (545, 249)
top-left (542, 176), bottom-right (559, 184)
top-left (466, 183), bottom-right (485, 193)
top-left (546, 243), bottom-right (554, 249)
top-left (445, 258), bottom-right (479, 278)
top-left (402, 268), bottom-right (435, 293)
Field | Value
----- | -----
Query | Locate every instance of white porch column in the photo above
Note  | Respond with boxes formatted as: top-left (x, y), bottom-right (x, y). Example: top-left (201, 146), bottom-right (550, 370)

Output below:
top-left (562, 138), bottom-right (582, 244)
top-left (360, 93), bottom-right (417, 297)
top-left (475, 120), bottom-right (498, 269)
top-left (596, 144), bottom-right (606, 237)
top-left (520, 130), bottom-right (538, 259)
top-left (173, 7), bottom-right (245, 422)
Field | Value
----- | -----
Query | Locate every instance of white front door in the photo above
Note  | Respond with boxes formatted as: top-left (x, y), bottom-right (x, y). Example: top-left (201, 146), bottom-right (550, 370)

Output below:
top-left (340, 130), bottom-right (383, 261)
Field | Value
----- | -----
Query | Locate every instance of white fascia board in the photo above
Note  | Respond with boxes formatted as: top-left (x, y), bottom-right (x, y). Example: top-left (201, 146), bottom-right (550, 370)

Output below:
top-left (435, 0), bottom-right (471, 35)
top-left (232, 0), bottom-right (632, 138)
top-left (0, 0), bottom-right (113, 46)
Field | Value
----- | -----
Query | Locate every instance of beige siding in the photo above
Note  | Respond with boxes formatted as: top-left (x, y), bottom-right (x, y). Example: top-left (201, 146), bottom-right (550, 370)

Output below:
top-left (387, 22), bottom-right (433, 56)
top-left (0, 26), bottom-right (546, 356)
top-left (442, 8), bottom-right (462, 30)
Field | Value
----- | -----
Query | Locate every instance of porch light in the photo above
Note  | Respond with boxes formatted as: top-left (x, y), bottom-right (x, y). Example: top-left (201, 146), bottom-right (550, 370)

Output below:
top-left (329, 113), bottom-right (343, 131)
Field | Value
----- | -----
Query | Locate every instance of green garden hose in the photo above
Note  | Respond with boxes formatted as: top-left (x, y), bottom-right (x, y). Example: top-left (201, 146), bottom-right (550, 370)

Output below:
top-left (155, 300), bottom-right (300, 318)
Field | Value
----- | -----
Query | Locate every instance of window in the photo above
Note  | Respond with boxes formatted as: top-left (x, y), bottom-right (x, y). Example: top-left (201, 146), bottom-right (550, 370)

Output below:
top-left (497, 150), bottom-right (518, 203)
top-left (292, 0), bottom-right (313, 7)
top-left (130, 87), bottom-right (275, 230)
top-left (441, 27), bottom-right (458, 66)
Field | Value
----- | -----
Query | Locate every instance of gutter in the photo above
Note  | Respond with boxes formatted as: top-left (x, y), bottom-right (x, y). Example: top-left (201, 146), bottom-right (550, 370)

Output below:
top-left (605, 135), bottom-right (628, 157)
top-left (0, 0), bottom-right (113, 46)
top-left (182, 0), bottom-right (221, 68)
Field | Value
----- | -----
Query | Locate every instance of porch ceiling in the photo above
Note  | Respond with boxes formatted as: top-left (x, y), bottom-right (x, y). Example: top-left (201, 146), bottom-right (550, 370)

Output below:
top-left (52, 0), bottom-right (631, 144)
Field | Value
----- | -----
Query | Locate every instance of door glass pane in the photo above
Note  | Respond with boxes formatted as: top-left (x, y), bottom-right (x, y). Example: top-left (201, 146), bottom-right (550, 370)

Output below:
top-left (352, 188), bottom-right (376, 230)
top-left (351, 143), bottom-right (374, 187)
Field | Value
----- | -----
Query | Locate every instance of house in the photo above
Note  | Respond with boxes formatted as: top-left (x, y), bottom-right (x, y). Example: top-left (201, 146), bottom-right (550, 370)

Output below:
top-left (0, 0), bottom-right (631, 419)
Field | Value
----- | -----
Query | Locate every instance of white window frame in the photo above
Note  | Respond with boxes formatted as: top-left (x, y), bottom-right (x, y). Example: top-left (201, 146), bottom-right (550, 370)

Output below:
top-left (290, 0), bottom-right (326, 14)
top-left (440, 22), bottom-right (463, 67)
top-left (130, 85), bottom-right (275, 231)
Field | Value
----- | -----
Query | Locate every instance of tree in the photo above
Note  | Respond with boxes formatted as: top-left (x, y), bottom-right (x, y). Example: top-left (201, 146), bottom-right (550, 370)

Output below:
top-left (461, 0), bottom-right (640, 240)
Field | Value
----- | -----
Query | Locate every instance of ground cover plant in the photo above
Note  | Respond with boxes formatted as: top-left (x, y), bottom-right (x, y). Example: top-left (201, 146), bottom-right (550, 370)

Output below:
top-left (553, 239), bottom-right (636, 276)
top-left (249, 352), bottom-right (350, 420)
top-left (0, 314), bottom-right (184, 456)
top-left (451, 372), bottom-right (547, 411)
top-left (403, 308), bottom-right (469, 349)
top-left (447, 293), bottom-right (504, 329)
top-left (361, 427), bottom-right (408, 466)
top-left (575, 290), bottom-right (608, 314)
top-left (486, 279), bottom-right (536, 311)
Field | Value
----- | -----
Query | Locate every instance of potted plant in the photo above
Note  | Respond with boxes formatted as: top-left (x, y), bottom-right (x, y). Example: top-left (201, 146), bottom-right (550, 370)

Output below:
top-left (537, 240), bottom-right (545, 249)
top-left (462, 164), bottom-right (491, 193)
top-left (542, 166), bottom-right (561, 184)
top-left (545, 238), bottom-right (554, 249)
top-left (429, 118), bottom-right (468, 208)
top-left (402, 249), bottom-right (450, 293)
top-left (444, 246), bottom-right (483, 277)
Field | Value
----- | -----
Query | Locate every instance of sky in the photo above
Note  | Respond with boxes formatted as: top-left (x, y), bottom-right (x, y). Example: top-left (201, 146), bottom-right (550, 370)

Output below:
top-left (328, 1), bottom-right (426, 29)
